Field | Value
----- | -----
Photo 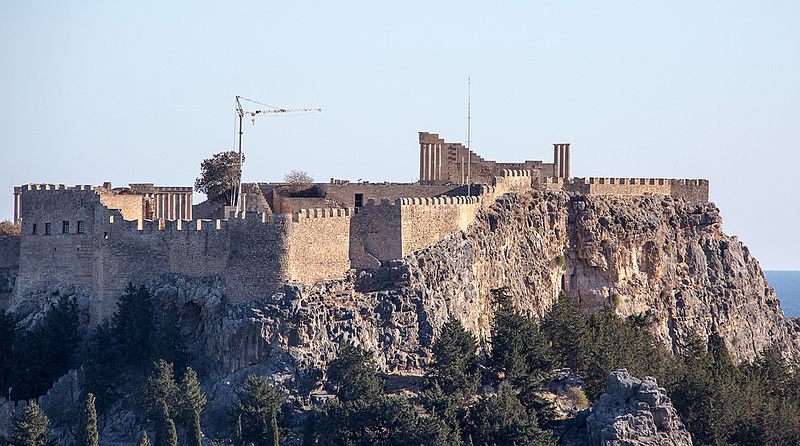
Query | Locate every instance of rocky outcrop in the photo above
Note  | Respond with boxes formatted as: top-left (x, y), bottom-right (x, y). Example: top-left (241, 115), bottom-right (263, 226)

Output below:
top-left (585, 369), bottom-right (692, 446)
top-left (4, 190), bottom-right (798, 440)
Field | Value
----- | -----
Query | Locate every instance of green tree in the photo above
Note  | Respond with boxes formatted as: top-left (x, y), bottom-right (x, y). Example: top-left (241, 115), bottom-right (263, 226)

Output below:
top-left (77, 393), bottom-right (99, 446)
top-left (467, 381), bottom-right (553, 446)
top-left (11, 403), bottom-right (51, 446)
top-left (427, 315), bottom-right (480, 399)
top-left (10, 296), bottom-right (80, 400)
top-left (490, 287), bottom-right (554, 382)
top-left (187, 410), bottom-right (202, 446)
top-left (541, 290), bottom-right (588, 374)
top-left (0, 310), bottom-right (16, 395)
top-left (136, 431), bottom-right (151, 446)
top-left (176, 367), bottom-right (206, 425)
top-left (83, 320), bottom-right (120, 412)
top-left (233, 375), bottom-right (284, 446)
top-left (489, 287), bottom-right (555, 424)
top-left (155, 400), bottom-right (177, 446)
top-left (310, 396), bottom-right (458, 446)
top-left (327, 343), bottom-right (384, 403)
top-left (112, 284), bottom-right (155, 368)
top-left (152, 303), bottom-right (187, 372)
top-left (139, 360), bottom-right (178, 424)
top-left (194, 151), bottom-right (244, 204)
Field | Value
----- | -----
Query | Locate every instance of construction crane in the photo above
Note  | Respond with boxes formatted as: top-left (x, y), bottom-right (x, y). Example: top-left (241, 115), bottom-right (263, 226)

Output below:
top-left (234, 95), bottom-right (321, 212)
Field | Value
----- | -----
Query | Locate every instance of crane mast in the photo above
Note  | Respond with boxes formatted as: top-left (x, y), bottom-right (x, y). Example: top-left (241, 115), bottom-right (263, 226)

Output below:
top-left (234, 96), bottom-right (321, 212)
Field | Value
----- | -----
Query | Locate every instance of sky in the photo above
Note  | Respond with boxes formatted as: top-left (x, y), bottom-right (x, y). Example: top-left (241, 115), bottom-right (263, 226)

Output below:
top-left (1, 1), bottom-right (799, 269)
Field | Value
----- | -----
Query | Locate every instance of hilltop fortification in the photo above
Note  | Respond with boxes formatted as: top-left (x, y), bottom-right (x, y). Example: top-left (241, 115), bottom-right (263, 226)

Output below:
top-left (2, 132), bottom-right (709, 324)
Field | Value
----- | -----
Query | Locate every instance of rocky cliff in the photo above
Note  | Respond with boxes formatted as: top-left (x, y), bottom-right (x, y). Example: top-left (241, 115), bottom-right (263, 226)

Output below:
top-left (5, 189), bottom-right (798, 438)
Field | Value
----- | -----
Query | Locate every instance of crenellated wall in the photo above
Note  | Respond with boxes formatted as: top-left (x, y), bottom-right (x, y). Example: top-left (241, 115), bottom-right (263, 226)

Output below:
top-left (544, 177), bottom-right (709, 204)
top-left (10, 169), bottom-right (710, 323)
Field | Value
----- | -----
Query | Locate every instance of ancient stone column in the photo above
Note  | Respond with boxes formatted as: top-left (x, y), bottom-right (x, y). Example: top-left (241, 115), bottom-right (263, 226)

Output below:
top-left (553, 144), bottom-right (561, 178)
top-left (427, 143), bottom-right (433, 182)
top-left (434, 143), bottom-right (441, 181)
top-left (419, 143), bottom-right (426, 183)
top-left (13, 190), bottom-right (20, 225)
top-left (564, 144), bottom-right (571, 179)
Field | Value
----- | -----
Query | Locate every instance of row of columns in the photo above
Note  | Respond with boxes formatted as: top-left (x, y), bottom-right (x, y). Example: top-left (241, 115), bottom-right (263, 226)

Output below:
top-left (553, 143), bottom-right (571, 178)
top-left (153, 193), bottom-right (192, 220)
top-left (419, 143), bottom-right (442, 182)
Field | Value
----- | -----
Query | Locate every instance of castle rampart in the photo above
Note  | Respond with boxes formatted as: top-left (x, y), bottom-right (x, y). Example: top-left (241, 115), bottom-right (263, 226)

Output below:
top-left (543, 177), bottom-right (709, 204)
top-left (8, 135), bottom-right (710, 323)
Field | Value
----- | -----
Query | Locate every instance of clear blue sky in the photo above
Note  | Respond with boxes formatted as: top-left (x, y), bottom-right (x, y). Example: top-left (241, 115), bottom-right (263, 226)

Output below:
top-left (1, 1), bottom-right (798, 269)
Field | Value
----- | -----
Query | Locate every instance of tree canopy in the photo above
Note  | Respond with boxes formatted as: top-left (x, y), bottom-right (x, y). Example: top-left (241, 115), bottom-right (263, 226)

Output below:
top-left (194, 151), bottom-right (244, 204)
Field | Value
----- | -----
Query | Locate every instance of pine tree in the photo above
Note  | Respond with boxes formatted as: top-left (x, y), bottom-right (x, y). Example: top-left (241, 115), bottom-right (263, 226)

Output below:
top-left (0, 309), bottom-right (16, 393)
top-left (327, 342), bottom-right (384, 403)
top-left (467, 381), bottom-right (553, 446)
top-left (136, 431), bottom-right (151, 446)
top-left (233, 375), bottom-right (284, 446)
top-left (427, 315), bottom-right (480, 399)
top-left (541, 290), bottom-right (588, 374)
top-left (139, 360), bottom-right (178, 423)
top-left (176, 367), bottom-right (206, 425)
top-left (77, 393), bottom-right (99, 446)
top-left (11, 403), bottom-right (51, 446)
top-left (112, 284), bottom-right (155, 368)
top-left (153, 303), bottom-right (187, 372)
top-left (155, 400), bottom-right (177, 446)
top-left (187, 410), bottom-right (202, 446)
top-left (233, 415), bottom-right (243, 446)
top-left (490, 287), bottom-right (554, 382)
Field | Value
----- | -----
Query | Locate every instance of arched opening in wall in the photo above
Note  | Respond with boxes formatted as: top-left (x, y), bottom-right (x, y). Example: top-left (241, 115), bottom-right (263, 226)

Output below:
top-left (181, 301), bottom-right (204, 338)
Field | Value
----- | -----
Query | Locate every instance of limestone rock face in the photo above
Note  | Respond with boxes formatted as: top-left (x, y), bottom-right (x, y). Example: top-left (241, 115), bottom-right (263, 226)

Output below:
top-left (4, 190), bottom-right (798, 439)
top-left (586, 369), bottom-right (692, 446)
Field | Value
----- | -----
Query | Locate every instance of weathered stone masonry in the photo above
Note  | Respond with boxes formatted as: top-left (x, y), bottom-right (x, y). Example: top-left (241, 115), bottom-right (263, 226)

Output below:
top-left (7, 134), bottom-right (709, 324)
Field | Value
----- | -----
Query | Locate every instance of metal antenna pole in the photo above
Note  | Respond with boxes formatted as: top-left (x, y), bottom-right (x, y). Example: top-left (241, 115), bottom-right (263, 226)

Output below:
top-left (467, 77), bottom-right (471, 196)
top-left (236, 96), bottom-right (245, 213)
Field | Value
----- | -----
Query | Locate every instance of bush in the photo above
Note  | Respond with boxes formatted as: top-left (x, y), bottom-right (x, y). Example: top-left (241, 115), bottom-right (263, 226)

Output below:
top-left (610, 293), bottom-right (621, 307)
top-left (567, 387), bottom-right (589, 410)
top-left (0, 220), bottom-right (20, 236)
top-left (556, 255), bottom-right (566, 269)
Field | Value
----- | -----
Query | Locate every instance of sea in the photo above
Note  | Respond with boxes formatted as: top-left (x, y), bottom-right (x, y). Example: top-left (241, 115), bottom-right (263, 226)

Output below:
top-left (765, 271), bottom-right (800, 319)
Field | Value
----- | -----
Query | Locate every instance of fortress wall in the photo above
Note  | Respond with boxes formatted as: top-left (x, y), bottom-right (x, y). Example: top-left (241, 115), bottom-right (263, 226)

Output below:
top-left (220, 213), bottom-right (289, 304)
top-left (670, 179), bottom-right (709, 204)
top-left (399, 196), bottom-right (482, 256)
top-left (586, 177), bottom-right (672, 197)
top-left (350, 199), bottom-right (403, 268)
top-left (322, 183), bottom-right (459, 208)
top-left (95, 211), bottom-right (171, 321)
top-left (14, 186), bottom-right (103, 301)
top-left (285, 208), bottom-right (352, 284)
top-left (542, 177), bottom-right (709, 204)
top-left (0, 236), bottom-right (20, 270)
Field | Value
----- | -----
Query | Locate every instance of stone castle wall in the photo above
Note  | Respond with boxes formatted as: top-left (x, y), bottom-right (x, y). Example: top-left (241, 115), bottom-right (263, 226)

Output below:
top-left (0, 236), bottom-right (20, 270)
top-left (544, 177), bottom-right (709, 204)
top-left (285, 208), bottom-right (352, 285)
top-left (10, 169), bottom-right (708, 323)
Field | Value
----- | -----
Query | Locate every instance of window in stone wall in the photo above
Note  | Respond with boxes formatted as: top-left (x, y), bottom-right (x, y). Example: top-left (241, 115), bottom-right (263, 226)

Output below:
top-left (32, 223), bottom-right (37, 235)
top-left (45, 223), bottom-right (51, 235)
top-left (63, 221), bottom-right (69, 234)
top-left (355, 193), bottom-right (364, 208)
top-left (77, 220), bottom-right (85, 234)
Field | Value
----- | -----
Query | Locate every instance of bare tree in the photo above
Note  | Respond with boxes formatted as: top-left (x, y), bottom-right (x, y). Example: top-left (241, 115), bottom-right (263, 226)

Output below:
top-left (283, 170), bottom-right (314, 195)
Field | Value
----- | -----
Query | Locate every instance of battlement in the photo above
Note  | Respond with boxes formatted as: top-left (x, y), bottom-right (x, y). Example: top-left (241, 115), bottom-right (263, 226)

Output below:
top-left (542, 177), bottom-right (709, 204)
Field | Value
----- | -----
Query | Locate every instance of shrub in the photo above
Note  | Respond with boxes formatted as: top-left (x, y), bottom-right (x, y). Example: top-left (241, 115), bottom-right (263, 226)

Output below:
top-left (610, 293), bottom-right (621, 308)
top-left (567, 387), bottom-right (589, 410)
top-left (556, 255), bottom-right (567, 269)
